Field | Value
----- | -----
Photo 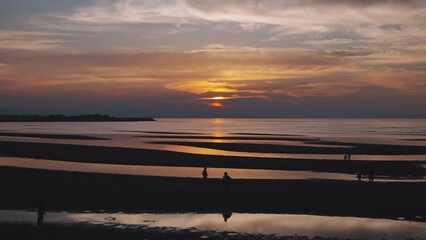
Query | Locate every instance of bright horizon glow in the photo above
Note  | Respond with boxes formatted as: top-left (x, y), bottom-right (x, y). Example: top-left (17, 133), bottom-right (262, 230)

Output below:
top-left (212, 96), bottom-right (225, 100)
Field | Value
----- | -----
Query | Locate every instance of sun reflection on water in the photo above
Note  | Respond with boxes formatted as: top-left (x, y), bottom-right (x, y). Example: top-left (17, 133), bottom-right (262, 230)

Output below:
top-left (212, 118), bottom-right (225, 124)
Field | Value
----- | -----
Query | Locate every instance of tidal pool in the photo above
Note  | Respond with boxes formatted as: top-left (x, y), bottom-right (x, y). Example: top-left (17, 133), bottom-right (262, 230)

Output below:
top-left (1, 210), bottom-right (425, 240)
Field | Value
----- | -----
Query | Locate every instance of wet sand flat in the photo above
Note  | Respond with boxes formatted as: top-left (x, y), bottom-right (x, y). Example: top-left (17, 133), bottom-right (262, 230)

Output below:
top-left (0, 140), bottom-right (425, 176)
top-left (0, 132), bottom-right (108, 140)
top-left (148, 140), bottom-right (426, 155)
top-left (137, 134), bottom-right (316, 142)
top-left (404, 138), bottom-right (426, 142)
top-left (0, 157), bottom-right (361, 180)
top-left (3, 210), bottom-right (425, 240)
top-left (0, 222), bottom-right (360, 240)
top-left (0, 166), bottom-right (425, 222)
top-left (117, 130), bottom-right (205, 135)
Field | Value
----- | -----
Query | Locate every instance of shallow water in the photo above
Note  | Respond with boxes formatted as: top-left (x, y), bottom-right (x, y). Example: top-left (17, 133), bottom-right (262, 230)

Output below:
top-left (0, 157), bottom-right (357, 180)
top-left (1, 119), bottom-right (426, 181)
top-left (1, 210), bottom-right (425, 240)
top-left (2, 118), bottom-right (426, 139)
top-left (2, 157), bottom-right (425, 182)
top-left (1, 119), bottom-right (426, 160)
top-left (3, 134), bottom-right (426, 161)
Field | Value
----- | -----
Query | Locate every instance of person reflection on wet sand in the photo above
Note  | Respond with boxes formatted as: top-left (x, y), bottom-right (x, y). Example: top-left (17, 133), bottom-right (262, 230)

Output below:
top-left (222, 212), bottom-right (232, 222)
top-left (369, 171), bottom-right (375, 182)
top-left (357, 171), bottom-right (362, 182)
top-left (37, 198), bottom-right (46, 227)
top-left (202, 167), bottom-right (208, 179)
top-left (222, 231), bottom-right (230, 240)
top-left (223, 172), bottom-right (232, 192)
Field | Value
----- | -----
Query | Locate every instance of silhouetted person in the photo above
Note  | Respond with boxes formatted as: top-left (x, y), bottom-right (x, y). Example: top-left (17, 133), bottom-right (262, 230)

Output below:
top-left (223, 172), bottom-right (232, 192)
top-left (369, 171), bottom-right (375, 182)
top-left (348, 154), bottom-right (352, 160)
top-left (344, 155), bottom-right (348, 160)
top-left (37, 198), bottom-right (46, 227)
top-left (202, 167), bottom-right (208, 179)
top-left (357, 171), bottom-right (362, 181)
top-left (222, 212), bottom-right (232, 222)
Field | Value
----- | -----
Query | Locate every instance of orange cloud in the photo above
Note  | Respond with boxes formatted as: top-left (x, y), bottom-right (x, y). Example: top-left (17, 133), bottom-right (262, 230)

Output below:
top-left (0, 49), bottom-right (425, 102)
top-left (165, 81), bottom-right (242, 94)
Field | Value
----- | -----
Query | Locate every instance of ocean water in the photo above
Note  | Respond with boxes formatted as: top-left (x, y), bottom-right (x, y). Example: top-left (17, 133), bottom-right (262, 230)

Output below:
top-left (2, 118), bottom-right (426, 139)
top-left (0, 118), bottom-right (426, 180)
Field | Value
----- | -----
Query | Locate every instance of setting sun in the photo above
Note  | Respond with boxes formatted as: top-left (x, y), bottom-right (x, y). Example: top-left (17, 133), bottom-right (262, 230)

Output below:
top-left (208, 102), bottom-right (224, 108)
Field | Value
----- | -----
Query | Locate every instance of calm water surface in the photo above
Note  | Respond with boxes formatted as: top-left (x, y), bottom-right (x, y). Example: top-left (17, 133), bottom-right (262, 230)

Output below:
top-left (0, 157), bottom-right (359, 180)
top-left (1, 210), bottom-right (425, 240)
top-left (2, 118), bottom-right (426, 138)
top-left (1, 118), bottom-right (426, 179)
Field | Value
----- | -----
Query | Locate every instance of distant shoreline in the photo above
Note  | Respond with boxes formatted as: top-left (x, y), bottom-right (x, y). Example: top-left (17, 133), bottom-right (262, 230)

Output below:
top-left (0, 114), bottom-right (155, 122)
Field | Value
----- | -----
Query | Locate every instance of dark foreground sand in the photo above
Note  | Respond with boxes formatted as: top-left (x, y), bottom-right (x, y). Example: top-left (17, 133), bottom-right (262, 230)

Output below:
top-left (1, 140), bottom-right (425, 176)
top-left (1, 166), bottom-right (425, 222)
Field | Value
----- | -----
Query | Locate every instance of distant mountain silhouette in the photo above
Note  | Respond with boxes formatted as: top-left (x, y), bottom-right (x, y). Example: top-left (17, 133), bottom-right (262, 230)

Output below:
top-left (0, 114), bottom-right (155, 122)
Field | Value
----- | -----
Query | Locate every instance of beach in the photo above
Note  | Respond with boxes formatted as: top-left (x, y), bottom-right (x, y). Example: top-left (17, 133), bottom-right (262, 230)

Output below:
top-left (1, 119), bottom-right (426, 239)
top-left (1, 166), bottom-right (426, 239)
top-left (1, 140), bottom-right (425, 177)
top-left (1, 166), bottom-right (425, 221)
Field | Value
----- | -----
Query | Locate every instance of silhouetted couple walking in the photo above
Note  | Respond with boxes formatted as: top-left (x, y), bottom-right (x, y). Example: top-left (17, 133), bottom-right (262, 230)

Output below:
top-left (356, 170), bottom-right (375, 182)
top-left (201, 168), bottom-right (232, 192)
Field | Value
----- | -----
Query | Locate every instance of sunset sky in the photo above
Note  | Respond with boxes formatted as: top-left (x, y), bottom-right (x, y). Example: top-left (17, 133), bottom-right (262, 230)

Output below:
top-left (1, 0), bottom-right (425, 117)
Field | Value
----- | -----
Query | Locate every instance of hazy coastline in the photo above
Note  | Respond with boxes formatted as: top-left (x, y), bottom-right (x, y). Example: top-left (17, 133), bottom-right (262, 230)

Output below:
top-left (0, 114), bottom-right (155, 122)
